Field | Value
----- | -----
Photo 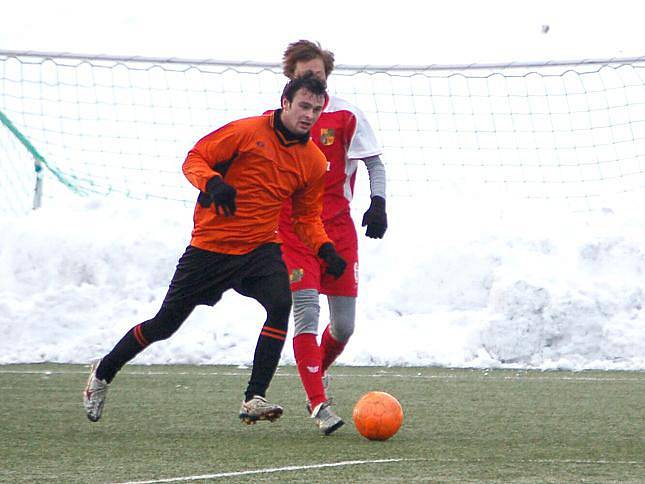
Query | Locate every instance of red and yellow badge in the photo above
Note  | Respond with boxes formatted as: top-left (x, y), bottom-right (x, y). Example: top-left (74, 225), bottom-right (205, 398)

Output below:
top-left (320, 128), bottom-right (335, 146)
top-left (289, 268), bottom-right (304, 284)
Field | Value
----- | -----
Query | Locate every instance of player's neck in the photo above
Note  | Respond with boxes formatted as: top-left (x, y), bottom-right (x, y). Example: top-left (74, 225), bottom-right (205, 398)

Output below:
top-left (274, 109), bottom-right (309, 145)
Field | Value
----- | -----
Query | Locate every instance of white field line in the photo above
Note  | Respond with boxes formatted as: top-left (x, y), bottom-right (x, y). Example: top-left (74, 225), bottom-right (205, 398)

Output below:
top-left (0, 368), bottom-right (643, 382)
top-left (111, 458), bottom-right (417, 484)
top-left (111, 457), bottom-right (645, 484)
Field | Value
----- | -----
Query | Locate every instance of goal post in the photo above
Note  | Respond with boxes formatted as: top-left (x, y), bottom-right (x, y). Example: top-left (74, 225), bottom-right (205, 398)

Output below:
top-left (2, 50), bottom-right (645, 213)
top-left (0, 107), bottom-right (46, 211)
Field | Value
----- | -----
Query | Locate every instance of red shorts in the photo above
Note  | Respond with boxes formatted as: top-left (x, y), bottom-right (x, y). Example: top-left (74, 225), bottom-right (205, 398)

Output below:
top-left (280, 214), bottom-right (358, 297)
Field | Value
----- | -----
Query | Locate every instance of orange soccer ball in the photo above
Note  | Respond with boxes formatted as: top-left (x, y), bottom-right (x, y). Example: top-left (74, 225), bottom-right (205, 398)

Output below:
top-left (352, 391), bottom-right (403, 441)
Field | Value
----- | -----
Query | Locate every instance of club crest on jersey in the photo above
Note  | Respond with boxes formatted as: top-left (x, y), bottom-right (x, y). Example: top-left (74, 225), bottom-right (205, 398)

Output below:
top-left (289, 268), bottom-right (304, 284)
top-left (320, 128), bottom-right (335, 146)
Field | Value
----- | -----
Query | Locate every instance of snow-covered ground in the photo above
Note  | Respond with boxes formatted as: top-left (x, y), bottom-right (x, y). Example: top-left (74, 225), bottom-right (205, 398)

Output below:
top-left (2, 191), bottom-right (644, 370)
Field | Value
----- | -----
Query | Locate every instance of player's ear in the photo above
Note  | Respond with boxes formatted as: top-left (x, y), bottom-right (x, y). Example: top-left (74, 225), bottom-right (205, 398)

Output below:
top-left (281, 95), bottom-right (289, 111)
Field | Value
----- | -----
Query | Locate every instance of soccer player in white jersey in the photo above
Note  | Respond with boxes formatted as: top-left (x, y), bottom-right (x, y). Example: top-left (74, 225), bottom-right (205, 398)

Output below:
top-left (277, 40), bottom-right (388, 435)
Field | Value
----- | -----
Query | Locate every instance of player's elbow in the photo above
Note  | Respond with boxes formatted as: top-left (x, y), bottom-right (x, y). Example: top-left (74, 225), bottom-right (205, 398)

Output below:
top-left (182, 151), bottom-right (197, 176)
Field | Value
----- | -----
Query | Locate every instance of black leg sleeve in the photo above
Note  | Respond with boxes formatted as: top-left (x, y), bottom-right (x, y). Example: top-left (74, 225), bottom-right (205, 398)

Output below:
top-left (241, 272), bottom-right (292, 401)
top-left (96, 302), bottom-right (194, 383)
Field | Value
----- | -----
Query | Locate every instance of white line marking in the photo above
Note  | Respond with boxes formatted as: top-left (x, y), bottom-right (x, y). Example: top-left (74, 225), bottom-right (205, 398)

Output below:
top-left (111, 458), bottom-right (415, 484)
top-left (112, 456), bottom-right (645, 484)
top-left (0, 368), bottom-right (642, 382)
top-left (524, 458), bottom-right (644, 465)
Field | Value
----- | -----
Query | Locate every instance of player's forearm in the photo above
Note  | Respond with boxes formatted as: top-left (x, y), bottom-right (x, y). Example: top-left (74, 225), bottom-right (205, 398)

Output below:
top-left (293, 215), bottom-right (331, 254)
top-left (363, 155), bottom-right (386, 199)
top-left (291, 180), bottom-right (331, 253)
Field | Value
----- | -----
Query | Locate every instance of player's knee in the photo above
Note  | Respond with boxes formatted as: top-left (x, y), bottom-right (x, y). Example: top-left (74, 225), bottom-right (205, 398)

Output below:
top-left (266, 293), bottom-right (292, 327)
top-left (141, 304), bottom-right (191, 342)
top-left (331, 316), bottom-right (354, 343)
top-left (293, 305), bottom-right (319, 335)
top-left (329, 296), bottom-right (356, 343)
top-left (293, 289), bottom-right (320, 336)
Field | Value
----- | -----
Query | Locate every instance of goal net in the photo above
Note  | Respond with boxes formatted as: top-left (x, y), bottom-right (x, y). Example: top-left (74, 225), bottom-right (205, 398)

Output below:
top-left (2, 50), bottom-right (645, 213)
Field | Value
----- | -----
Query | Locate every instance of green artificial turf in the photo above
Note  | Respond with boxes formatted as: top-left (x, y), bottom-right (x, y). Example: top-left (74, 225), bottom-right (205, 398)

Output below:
top-left (0, 364), bottom-right (643, 483)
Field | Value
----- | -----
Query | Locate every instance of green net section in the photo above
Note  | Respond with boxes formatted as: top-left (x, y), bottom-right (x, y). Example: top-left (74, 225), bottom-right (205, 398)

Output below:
top-left (2, 52), bottom-right (645, 213)
top-left (0, 54), bottom-right (285, 211)
top-left (0, 110), bottom-right (36, 214)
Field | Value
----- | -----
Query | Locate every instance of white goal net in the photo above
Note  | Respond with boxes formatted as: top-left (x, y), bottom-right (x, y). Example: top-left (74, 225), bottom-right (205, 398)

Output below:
top-left (2, 50), bottom-right (645, 213)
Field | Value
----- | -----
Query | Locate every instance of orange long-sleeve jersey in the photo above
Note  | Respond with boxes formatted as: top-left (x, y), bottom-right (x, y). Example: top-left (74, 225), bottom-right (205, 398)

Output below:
top-left (182, 111), bottom-right (331, 255)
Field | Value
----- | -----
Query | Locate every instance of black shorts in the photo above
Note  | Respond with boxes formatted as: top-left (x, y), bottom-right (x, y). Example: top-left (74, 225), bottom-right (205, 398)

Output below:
top-left (161, 243), bottom-right (288, 307)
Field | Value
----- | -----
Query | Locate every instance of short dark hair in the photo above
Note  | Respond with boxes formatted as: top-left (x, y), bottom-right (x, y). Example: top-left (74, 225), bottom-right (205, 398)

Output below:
top-left (282, 40), bottom-right (335, 79)
top-left (281, 71), bottom-right (327, 103)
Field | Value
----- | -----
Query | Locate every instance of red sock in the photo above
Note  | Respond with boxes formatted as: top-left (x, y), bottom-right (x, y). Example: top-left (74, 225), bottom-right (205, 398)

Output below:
top-left (293, 333), bottom-right (326, 410)
top-left (320, 324), bottom-right (346, 373)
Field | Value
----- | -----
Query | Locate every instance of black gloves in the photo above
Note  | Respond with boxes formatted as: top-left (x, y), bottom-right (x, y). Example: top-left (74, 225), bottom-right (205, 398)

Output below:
top-left (317, 242), bottom-right (347, 279)
top-left (361, 196), bottom-right (387, 239)
top-left (198, 176), bottom-right (237, 216)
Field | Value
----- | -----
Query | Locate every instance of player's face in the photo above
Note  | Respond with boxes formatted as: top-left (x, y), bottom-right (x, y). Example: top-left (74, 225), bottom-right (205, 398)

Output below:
top-left (281, 88), bottom-right (325, 135)
top-left (293, 58), bottom-right (327, 82)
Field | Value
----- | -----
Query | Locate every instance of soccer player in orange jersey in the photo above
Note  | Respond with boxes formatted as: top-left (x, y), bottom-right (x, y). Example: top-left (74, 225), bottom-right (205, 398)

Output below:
top-left (83, 74), bottom-right (347, 425)
top-left (278, 41), bottom-right (388, 434)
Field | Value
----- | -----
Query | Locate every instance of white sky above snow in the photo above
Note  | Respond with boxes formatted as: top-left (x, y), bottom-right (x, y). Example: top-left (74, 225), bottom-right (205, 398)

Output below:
top-left (1, 0), bottom-right (644, 65)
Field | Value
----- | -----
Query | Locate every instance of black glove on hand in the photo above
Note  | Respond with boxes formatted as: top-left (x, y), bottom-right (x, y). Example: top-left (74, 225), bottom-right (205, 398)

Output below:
top-left (199, 176), bottom-right (237, 216)
top-left (361, 195), bottom-right (387, 239)
top-left (317, 242), bottom-right (347, 280)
